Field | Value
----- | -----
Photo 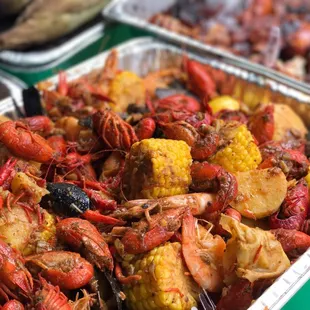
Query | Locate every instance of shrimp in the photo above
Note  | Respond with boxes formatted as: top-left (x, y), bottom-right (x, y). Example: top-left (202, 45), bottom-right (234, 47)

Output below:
top-left (115, 193), bottom-right (215, 220)
top-left (182, 209), bottom-right (225, 292)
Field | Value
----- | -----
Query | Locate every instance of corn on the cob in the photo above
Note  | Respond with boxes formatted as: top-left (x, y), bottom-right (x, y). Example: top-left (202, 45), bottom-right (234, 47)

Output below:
top-left (123, 139), bottom-right (192, 200)
top-left (208, 96), bottom-right (240, 114)
top-left (109, 71), bottom-right (146, 112)
top-left (211, 124), bottom-right (262, 173)
top-left (124, 242), bottom-right (198, 310)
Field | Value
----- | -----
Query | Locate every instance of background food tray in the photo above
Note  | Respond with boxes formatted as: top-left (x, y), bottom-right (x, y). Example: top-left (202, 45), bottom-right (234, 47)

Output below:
top-left (3, 37), bottom-right (310, 310)
top-left (0, 20), bottom-right (105, 68)
top-left (103, 0), bottom-right (310, 94)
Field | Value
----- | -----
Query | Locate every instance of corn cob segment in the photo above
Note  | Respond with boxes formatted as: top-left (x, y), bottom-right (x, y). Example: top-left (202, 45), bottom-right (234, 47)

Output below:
top-left (109, 71), bottom-right (146, 113)
top-left (123, 139), bottom-right (192, 200)
top-left (124, 242), bottom-right (198, 310)
top-left (211, 124), bottom-right (262, 173)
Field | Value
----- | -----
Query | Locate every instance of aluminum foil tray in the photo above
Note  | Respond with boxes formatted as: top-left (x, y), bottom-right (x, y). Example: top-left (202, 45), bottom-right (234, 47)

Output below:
top-left (0, 69), bottom-right (26, 104)
top-left (4, 37), bottom-right (310, 310)
top-left (0, 20), bottom-right (104, 69)
top-left (103, 0), bottom-right (310, 94)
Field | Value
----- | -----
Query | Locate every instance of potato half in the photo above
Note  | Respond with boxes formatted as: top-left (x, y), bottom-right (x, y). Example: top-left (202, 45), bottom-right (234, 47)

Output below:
top-left (273, 104), bottom-right (307, 140)
top-left (230, 168), bottom-right (287, 219)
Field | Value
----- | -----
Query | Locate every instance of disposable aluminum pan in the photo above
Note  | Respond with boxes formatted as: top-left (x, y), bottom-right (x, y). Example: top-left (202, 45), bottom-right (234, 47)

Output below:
top-left (0, 21), bottom-right (104, 69)
top-left (103, 0), bottom-right (310, 94)
top-left (0, 69), bottom-right (26, 103)
top-left (3, 37), bottom-right (310, 310)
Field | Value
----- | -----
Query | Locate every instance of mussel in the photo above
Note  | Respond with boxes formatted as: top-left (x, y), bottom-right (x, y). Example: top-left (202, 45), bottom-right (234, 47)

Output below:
top-left (42, 182), bottom-right (91, 216)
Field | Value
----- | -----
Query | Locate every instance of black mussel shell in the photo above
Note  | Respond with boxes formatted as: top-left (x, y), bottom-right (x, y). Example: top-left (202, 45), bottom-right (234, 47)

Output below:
top-left (44, 182), bottom-right (91, 216)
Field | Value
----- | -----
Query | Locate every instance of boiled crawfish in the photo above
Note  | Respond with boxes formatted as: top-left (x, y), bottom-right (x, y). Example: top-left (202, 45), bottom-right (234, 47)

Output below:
top-left (120, 207), bottom-right (186, 255)
top-left (0, 121), bottom-right (57, 163)
top-left (248, 105), bottom-right (274, 144)
top-left (25, 251), bottom-right (94, 290)
top-left (271, 228), bottom-right (310, 258)
top-left (270, 179), bottom-right (309, 230)
top-left (183, 57), bottom-right (216, 102)
top-left (190, 161), bottom-right (238, 212)
top-left (160, 121), bottom-right (220, 160)
top-left (0, 239), bottom-right (33, 301)
top-left (56, 218), bottom-right (113, 271)
top-left (92, 109), bottom-right (138, 151)
top-left (259, 147), bottom-right (309, 180)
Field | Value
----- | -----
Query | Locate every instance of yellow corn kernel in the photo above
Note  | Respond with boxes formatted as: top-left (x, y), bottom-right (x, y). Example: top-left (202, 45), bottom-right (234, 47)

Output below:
top-left (211, 124), bottom-right (262, 173)
top-left (208, 95), bottom-right (240, 114)
top-left (124, 242), bottom-right (198, 310)
top-left (109, 71), bottom-right (145, 112)
top-left (123, 139), bottom-right (192, 199)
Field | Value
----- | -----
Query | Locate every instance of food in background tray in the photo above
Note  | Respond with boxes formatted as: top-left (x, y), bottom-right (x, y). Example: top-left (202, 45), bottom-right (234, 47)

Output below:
top-left (0, 49), bottom-right (310, 310)
top-left (0, 0), bottom-right (31, 16)
top-left (0, 0), bottom-right (108, 49)
top-left (149, 0), bottom-right (310, 82)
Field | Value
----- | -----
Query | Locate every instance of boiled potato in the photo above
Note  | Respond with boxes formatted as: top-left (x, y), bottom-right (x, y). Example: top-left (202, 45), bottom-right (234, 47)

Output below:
top-left (11, 172), bottom-right (49, 204)
top-left (273, 104), bottom-right (307, 140)
top-left (230, 168), bottom-right (287, 219)
top-left (208, 96), bottom-right (240, 114)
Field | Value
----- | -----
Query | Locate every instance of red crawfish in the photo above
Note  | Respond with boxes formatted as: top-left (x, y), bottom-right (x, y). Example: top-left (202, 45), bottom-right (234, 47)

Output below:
top-left (259, 148), bottom-right (309, 180)
top-left (20, 116), bottom-right (54, 136)
top-left (270, 179), bottom-right (309, 230)
top-left (259, 140), bottom-right (306, 159)
top-left (155, 94), bottom-right (202, 113)
top-left (190, 161), bottom-right (238, 212)
top-left (135, 117), bottom-right (156, 140)
top-left (248, 105), bottom-right (274, 144)
top-left (57, 71), bottom-right (112, 104)
top-left (1, 300), bottom-right (24, 310)
top-left (0, 239), bottom-right (33, 301)
top-left (0, 157), bottom-right (17, 188)
top-left (120, 207), bottom-right (186, 255)
top-left (92, 109), bottom-right (138, 151)
top-left (159, 121), bottom-right (220, 160)
top-left (183, 57), bottom-right (216, 102)
top-left (215, 109), bottom-right (248, 124)
top-left (34, 276), bottom-right (71, 310)
top-left (271, 228), bottom-right (310, 258)
top-left (47, 136), bottom-right (67, 158)
top-left (216, 279), bottom-right (253, 310)
top-left (56, 218), bottom-right (114, 271)
top-left (0, 121), bottom-right (57, 163)
top-left (25, 251), bottom-right (94, 290)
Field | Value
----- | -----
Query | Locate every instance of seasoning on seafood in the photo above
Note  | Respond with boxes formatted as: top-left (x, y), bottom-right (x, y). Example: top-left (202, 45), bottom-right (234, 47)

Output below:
top-left (0, 48), bottom-right (309, 309)
top-left (122, 139), bottom-right (192, 199)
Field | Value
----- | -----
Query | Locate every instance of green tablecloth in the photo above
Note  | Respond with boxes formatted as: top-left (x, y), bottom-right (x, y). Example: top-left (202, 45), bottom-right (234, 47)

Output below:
top-left (0, 22), bottom-right (309, 309)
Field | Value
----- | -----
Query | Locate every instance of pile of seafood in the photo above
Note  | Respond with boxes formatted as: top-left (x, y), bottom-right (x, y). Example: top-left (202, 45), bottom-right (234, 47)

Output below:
top-left (0, 49), bottom-right (309, 310)
top-left (150, 0), bottom-right (310, 81)
top-left (0, 0), bottom-right (109, 50)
